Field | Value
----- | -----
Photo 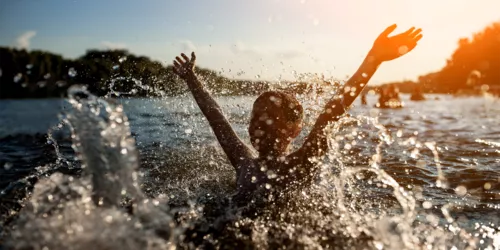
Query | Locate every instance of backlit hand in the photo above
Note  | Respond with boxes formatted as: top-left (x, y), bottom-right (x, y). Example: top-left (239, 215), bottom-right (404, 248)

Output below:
top-left (173, 52), bottom-right (196, 80)
top-left (370, 24), bottom-right (423, 62)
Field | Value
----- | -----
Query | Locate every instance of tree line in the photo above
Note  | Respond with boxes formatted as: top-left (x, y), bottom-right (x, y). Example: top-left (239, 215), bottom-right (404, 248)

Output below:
top-left (0, 47), bottom-right (328, 99)
top-left (2, 21), bottom-right (499, 98)
top-left (0, 48), bottom-right (276, 99)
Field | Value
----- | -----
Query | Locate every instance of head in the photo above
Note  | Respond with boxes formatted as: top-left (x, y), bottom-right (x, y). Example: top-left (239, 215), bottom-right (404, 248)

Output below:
top-left (249, 91), bottom-right (303, 156)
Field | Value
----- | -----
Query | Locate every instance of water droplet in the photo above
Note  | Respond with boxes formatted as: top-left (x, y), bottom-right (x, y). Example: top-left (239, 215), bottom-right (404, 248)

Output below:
top-left (422, 201), bottom-right (432, 209)
top-left (44, 73), bottom-right (51, 79)
top-left (355, 172), bottom-right (365, 180)
top-left (436, 178), bottom-right (448, 188)
top-left (112, 65), bottom-right (119, 70)
top-left (410, 148), bottom-right (419, 159)
top-left (3, 162), bottom-right (13, 170)
top-left (185, 128), bottom-right (193, 134)
top-left (455, 185), bottom-right (467, 196)
top-left (37, 81), bottom-right (46, 88)
top-left (483, 182), bottom-right (491, 190)
top-left (265, 183), bottom-right (272, 189)
top-left (56, 81), bottom-right (67, 87)
top-left (396, 130), bottom-right (403, 137)
top-left (26, 64), bottom-right (33, 69)
top-left (105, 215), bottom-right (113, 223)
top-left (255, 74), bottom-right (261, 79)
top-left (13, 73), bottom-right (22, 83)
top-left (480, 84), bottom-right (490, 92)
top-left (68, 67), bottom-right (77, 77)
top-left (361, 72), bottom-right (368, 78)
top-left (266, 170), bottom-right (277, 179)
top-left (251, 176), bottom-right (257, 183)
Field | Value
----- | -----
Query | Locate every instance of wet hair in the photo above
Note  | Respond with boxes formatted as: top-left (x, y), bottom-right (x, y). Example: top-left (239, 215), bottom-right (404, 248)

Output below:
top-left (250, 91), bottom-right (303, 129)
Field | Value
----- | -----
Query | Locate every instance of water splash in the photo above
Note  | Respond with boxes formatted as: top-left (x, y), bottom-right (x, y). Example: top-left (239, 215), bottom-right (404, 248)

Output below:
top-left (5, 86), bottom-right (175, 249)
top-left (425, 141), bottom-right (448, 189)
top-left (65, 86), bottom-right (143, 206)
top-left (3, 80), bottom-right (499, 249)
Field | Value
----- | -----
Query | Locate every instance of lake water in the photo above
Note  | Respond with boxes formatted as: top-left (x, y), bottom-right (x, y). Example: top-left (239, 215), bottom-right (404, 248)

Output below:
top-left (0, 93), bottom-right (499, 249)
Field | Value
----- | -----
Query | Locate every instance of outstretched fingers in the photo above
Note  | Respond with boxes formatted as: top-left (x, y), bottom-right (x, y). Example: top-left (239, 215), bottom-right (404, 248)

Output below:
top-left (407, 32), bottom-right (423, 50)
top-left (403, 27), bottom-right (416, 36)
top-left (379, 24), bottom-right (397, 38)
top-left (407, 28), bottom-right (423, 44)
top-left (176, 52), bottom-right (196, 65)
top-left (191, 52), bottom-right (196, 63)
top-left (413, 34), bottom-right (423, 43)
top-left (175, 56), bottom-right (186, 65)
top-left (409, 28), bottom-right (422, 38)
top-left (173, 60), bottom-right (181, 68)
top-left (172, 52), bottom-right (197, 77)
top-left (181, 53), bottom-right (190, 63)
top-left (173, 59), bottom-right (184, 75)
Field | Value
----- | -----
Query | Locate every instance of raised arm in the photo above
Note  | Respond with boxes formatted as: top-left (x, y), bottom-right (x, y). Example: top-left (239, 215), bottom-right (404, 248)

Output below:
top-left (299, 24), bottom-right (423, 158)
top-left (172, 52), bottom-right (253, 170)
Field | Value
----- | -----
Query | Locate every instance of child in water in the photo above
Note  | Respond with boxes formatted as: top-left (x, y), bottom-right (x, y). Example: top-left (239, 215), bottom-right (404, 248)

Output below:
top-left (172, 24), bottom-right (422, 204)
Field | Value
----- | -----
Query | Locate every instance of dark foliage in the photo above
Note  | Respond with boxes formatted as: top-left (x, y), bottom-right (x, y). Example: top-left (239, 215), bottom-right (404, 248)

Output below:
top-left (0, 48), bottom-right (277, 99)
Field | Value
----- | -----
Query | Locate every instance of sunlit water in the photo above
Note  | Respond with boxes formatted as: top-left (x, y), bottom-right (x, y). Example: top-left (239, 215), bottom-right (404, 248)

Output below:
top-left (0, 89), bottom-right (499, 249)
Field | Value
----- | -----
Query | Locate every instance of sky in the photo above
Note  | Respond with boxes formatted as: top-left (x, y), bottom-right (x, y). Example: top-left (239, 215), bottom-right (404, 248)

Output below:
top-left (1, 0), bottom-right (500, 84)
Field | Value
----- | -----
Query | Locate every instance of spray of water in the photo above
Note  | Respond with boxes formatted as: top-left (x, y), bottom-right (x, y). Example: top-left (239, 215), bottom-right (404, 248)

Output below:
top-left (6, 86), bottom-right (175, 249)
top-left (4, 75), bottom-right (499, 249)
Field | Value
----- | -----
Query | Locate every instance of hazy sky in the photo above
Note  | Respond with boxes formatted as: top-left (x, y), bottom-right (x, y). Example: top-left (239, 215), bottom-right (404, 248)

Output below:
top-left (1, 0), bottom-right (499, 84)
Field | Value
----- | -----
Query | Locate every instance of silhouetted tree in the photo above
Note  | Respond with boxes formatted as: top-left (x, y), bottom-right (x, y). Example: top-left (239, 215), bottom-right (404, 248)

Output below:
top-left (0, 47), bottom-right (273, 98)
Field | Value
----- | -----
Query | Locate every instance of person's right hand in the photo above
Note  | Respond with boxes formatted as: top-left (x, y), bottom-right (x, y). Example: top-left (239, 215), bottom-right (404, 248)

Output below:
top-left (173, 52), bottom-right (196, 80)
top-left (369, 24), bottom-right (423, 62)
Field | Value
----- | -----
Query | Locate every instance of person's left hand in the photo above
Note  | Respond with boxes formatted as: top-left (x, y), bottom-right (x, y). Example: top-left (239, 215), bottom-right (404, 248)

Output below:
top-left (369, 24), bottom-right (423, 62)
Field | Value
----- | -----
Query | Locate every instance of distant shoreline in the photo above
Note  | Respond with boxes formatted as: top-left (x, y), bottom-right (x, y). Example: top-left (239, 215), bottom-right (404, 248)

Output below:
top-left (2, 92), bottom-right (497, 102)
